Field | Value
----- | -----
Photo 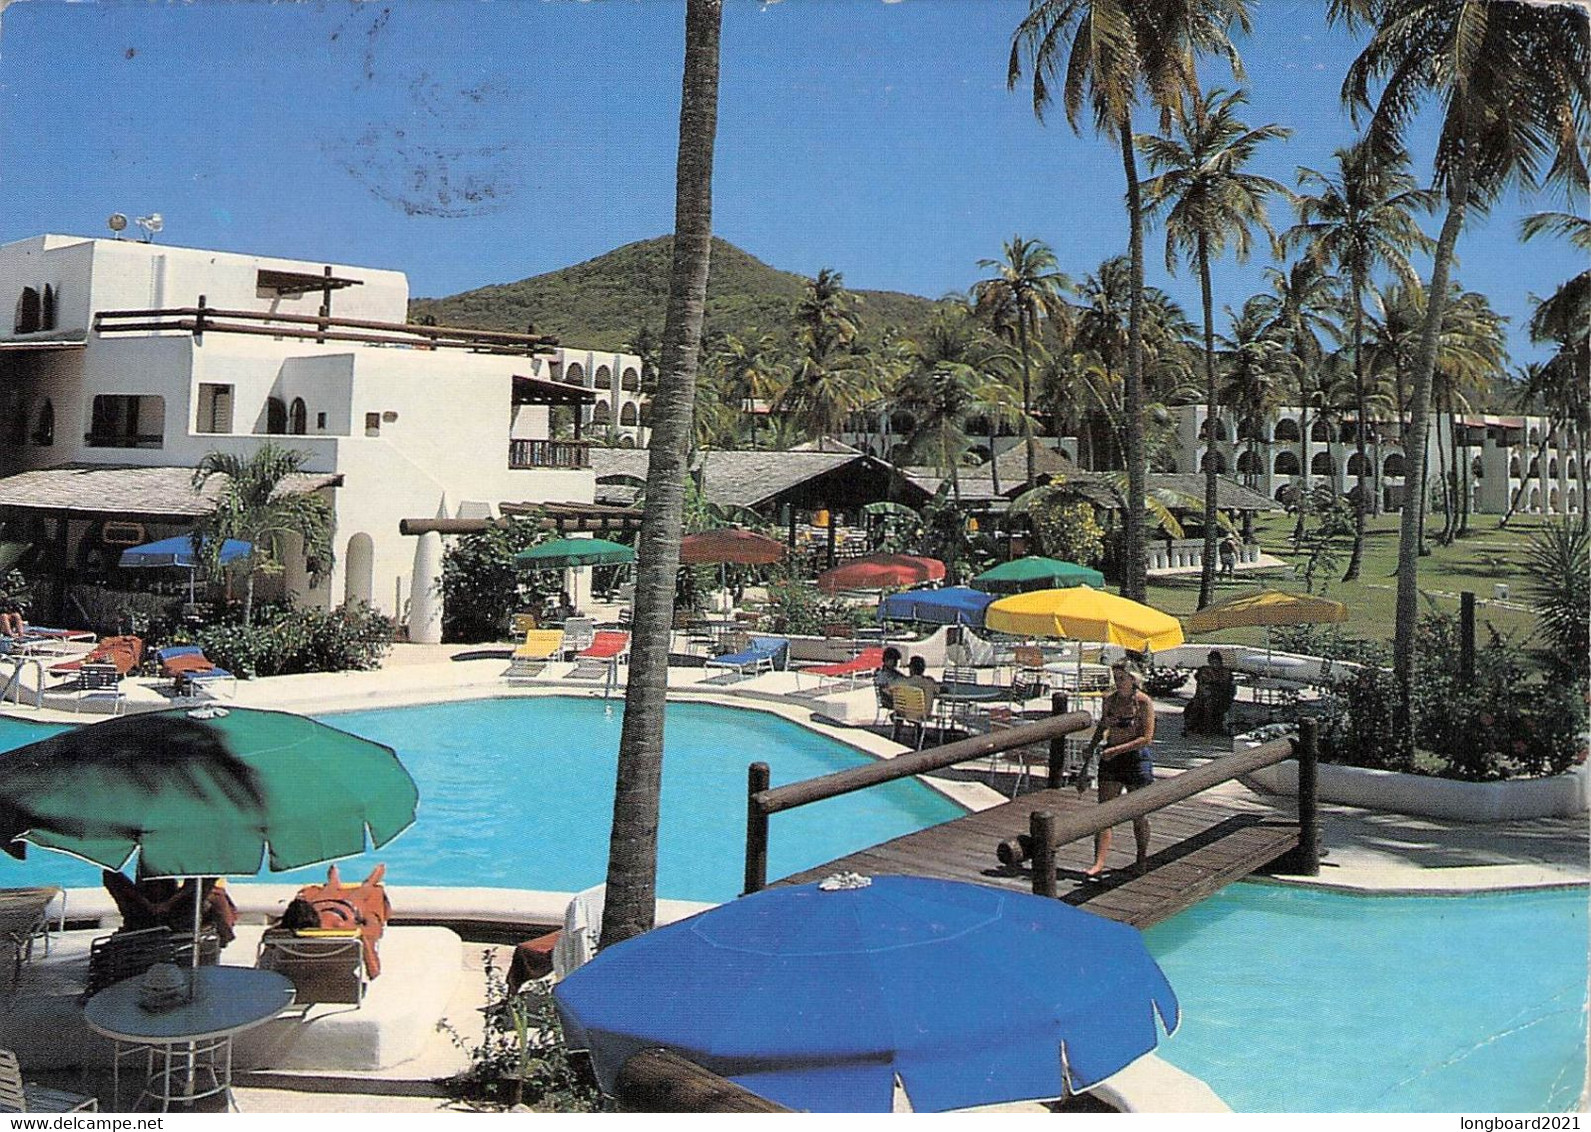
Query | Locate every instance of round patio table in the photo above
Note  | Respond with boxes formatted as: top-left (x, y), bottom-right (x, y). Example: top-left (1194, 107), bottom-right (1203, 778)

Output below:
top-left (84, 965), bottom-right (294, 1112)
top-left (937, 680), bottom-right (1005, 703)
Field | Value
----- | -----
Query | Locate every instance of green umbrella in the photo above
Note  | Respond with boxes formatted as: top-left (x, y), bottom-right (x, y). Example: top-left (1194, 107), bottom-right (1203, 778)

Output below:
top-left (514, 537), bottom-right (636, 570)
top-left (0, 707), bottom-right (418, 877)
top-left (972, 556), bottom-right (1105, 594)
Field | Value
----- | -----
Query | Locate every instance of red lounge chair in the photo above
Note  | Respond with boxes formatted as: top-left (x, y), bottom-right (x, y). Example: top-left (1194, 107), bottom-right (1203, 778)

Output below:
top-left (796, 646), bottom-right (885, 694)
top-left (569, 631), bottom-right (630, 681)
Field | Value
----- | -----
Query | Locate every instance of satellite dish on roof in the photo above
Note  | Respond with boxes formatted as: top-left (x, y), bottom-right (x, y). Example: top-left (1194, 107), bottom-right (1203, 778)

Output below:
top-left (136, 214), bottom-right (163, 242)
top-left (107, 213), bottom-right (128, 237)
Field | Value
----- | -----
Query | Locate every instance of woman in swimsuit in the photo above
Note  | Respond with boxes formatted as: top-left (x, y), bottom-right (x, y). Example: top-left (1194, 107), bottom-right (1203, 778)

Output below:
top-left (1077, 659), bottom-right (1156, 878)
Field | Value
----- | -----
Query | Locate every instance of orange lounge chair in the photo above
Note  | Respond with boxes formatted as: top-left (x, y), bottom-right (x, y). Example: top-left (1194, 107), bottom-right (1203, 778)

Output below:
top-left (796, 646), bottom-right (885, 693)
top-left (48, 635), bottom-right (143, 678)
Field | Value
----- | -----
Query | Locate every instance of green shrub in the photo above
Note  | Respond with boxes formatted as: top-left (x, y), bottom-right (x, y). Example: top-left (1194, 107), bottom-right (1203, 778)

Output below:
top-left (441, 950), bottom-right (604, 1112)
top-left (1025, 498), bottom-right (1105, 568)
top-left (190, 603), bottom-right (392, 678)
top-left (766, 580), bottom-right (874, 636)
top-left (439, 519), bottom-right (551, 643)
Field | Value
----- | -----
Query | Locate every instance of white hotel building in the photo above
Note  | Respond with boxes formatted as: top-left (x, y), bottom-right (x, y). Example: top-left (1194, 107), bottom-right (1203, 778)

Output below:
top-left (0, 233), bottom-right (643, 643)
top-left (1172, 404), bottom-right (1584, 518)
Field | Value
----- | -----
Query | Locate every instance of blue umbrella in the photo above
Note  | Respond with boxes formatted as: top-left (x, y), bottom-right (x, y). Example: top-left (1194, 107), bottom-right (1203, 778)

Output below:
top-left (119, 536), bottom-right (252, 569)
top-left (877, 586), bottom-right (995, 627)
top-left (554, 875), bottom-right (1178, 1113)
top-left (120, 536), bottom-right (252, 602)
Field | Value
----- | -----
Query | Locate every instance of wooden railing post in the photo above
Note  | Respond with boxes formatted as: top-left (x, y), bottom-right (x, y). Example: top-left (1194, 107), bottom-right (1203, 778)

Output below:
top-left (1459, 590), bottom-right (1476, 685)
top-left (744, 761), bottom-right (771, 895)
top-left (194, 294), bottom-right (207, 344)
top-left (1048, 693), bottom-right (1069, 789)
top-left (1030, 810), bottom-right (1057, 898)
top-left (1295, 718), bottom-right (1320, 876)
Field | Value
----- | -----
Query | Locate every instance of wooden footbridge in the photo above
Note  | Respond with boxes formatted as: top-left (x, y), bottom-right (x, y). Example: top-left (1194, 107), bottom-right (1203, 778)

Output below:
top-left (744, 703), bottom-right (1320, 930)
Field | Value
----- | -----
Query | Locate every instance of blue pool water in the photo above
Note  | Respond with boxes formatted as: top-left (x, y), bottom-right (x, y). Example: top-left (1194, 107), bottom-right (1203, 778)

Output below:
top-left (0, 699), bottom-right (964, 902)
top-left (1145, 883), bottom-right (1588, 1112)
top-left (0, 705), bottom-right (1584, 1111)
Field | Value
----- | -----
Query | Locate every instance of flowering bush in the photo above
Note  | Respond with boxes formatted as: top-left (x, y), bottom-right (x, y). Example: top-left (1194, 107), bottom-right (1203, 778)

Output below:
top-left (190, 603), bottom-right (392, 678)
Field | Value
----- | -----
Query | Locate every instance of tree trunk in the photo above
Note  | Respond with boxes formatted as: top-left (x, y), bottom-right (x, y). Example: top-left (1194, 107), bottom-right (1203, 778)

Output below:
top-left (989, 419), bottom-right (1002, 498)
top-left (1343, 272), bottom-right (1369, 581)
top-left (1197, 233), bottom-right (1218, 609)
top-left (243, 568), bottom-right (256, 629)
top-left (1119, 116), bottom-right (1148, 602)
top-left (1394, 159), bottom-right (1469, 751)
top-left (601, 0), bottom-right (721, 950)
top-left (1019, 318), bottom-right (1036, 492)
top-left (1435, 402), bottom-right (1452, 544)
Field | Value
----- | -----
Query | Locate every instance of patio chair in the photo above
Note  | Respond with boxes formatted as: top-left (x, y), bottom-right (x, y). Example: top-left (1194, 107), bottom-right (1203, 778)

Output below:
top-left (510, 612), bottom-right (539, 636)
top-left (153, 644), bottom-right (236, 698)
top-left (0, 1048), bottom-right (97, 1113)
top-left (256, 928), bottom-right (366, 1006)
top-left (48, 635), bottom-right (143, 680)
top-left (703, 636), bottom-right (788, 683)
top-left (505, 629), bottom-right (565, 681)
top-left (82, 926), bottom-right (219, 1000)
top-left (0, 886), bottom-right (62, 983)
top-left (569, 630), bottom-right (631, 681)
top-left (72, 662), bottom-right (125, 715)
top-left (889, 684), bottom-right (934, 749)
top-left (560, 617), bottom-right (597, 655)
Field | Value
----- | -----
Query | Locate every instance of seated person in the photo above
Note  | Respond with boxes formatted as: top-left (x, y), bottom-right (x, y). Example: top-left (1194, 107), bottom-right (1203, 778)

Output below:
top-left (897, 655), bottom-right (940, 714)
top-left (102, 868), bottom-right (239, 949)
top-left (873, 646), bottom-right (904, 708)
top-left (1183, 650), bottom-right (1236, 735)
top-left (0, 611), bottom-right (24, 638)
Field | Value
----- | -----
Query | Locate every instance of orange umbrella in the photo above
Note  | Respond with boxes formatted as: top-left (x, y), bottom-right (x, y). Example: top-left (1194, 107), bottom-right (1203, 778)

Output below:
top-left (679, 528), bottom-right (787, 566)
top-left (817, 554), bottom-right (945, 594)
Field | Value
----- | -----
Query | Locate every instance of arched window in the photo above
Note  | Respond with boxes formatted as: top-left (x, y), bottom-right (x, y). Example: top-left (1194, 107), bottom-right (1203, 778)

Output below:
top-left (591, 401), bottom-right (612, 426)
top-left (41, 285), bottom-right (57, 331)
top-left (1384, 453), bottom-right (1407, 477)
top-left (1347, 483), bottom-right (1370, 507)
top-left (889, 411), bottom-right (915, 434)
top-left (1569, 461), bottom-right (1578, 480)
top-left (1549, 458), bottom-right (1559, 478)
top-left (1346, 452), bottom-right (1371, 476)
top-left (639, 401), bottom-right (652, 426)
top-left (1340, 421), bottom-right (1358, 443)
top-left (1236, 449), bottom-right (1262, 473)
top-left (14, 287), bottom-right (40, 334)
top-left (30, 398), bottom-right (53, 446)
top-left (619, 402), bottom-right (638, 426)
top-left (1273, 451), bottom-right (1301, 475)
top-left (1198, 417), bottom-right (1232, 442)
top-left (1311, 451), bottom-right (1336, 476)
top-left (594, 366), bottom-right (613, 390)
top-left (265, 397), bottom-right (288, 435)
top-left (1310, 418), bottom-right (1331, 442)
top-left (1237, 418), bottom-right (1265, 442)
top-left (1528, 457), bottom-right (1540, 477)
top-left (1200, 450), bottom-right (1227, 474)
top-left (289, 398), bottom-right (307, 436)
top-left (1550, 487), bottom-right (1561, 510)
top-left (619, 435), bottom-right (636, 448)
top-left (565, 363), bottom-right (585, 386)
top-left (1273, 418), bottom-right (1301, 442)
top-left (621, 367), bottom-right (639, 392)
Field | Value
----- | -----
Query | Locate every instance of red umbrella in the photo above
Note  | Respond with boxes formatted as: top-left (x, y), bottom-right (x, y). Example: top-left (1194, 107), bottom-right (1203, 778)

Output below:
top-left (817, 554), bottom-right (946, 594)
top-left (679, 528), bottom-right (787, 566)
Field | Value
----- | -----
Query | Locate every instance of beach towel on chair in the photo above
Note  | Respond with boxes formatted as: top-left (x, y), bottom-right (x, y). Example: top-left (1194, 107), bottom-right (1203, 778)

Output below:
top-left (282, 864), bottom-right (390, 978)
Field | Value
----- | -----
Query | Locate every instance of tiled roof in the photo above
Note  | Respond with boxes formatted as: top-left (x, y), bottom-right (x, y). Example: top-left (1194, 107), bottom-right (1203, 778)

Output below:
top-left (590, 447), bottom-right (884, 510)
top-left (0, 464), bottom-right (341, 518)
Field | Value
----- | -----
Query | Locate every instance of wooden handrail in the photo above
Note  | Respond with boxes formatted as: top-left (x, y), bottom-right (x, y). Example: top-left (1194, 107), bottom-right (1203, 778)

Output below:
top-left (95, 305), bottom-right (558, 348)
top-left (995, 732), bottom-right (1307, 867)
top-left (614, 1049), bottom-right (790, 1113)
top-left (743, 707), bottom-right (1094, 893)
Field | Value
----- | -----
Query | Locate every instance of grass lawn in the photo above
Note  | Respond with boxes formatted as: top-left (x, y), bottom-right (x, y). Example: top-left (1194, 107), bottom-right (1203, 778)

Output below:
top-left (1148, 511), bottom-right (1556, 650)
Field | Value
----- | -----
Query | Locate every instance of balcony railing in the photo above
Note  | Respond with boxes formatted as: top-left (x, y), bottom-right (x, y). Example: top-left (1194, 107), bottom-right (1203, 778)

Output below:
top-left (509, 438), bottom-right (591, 470)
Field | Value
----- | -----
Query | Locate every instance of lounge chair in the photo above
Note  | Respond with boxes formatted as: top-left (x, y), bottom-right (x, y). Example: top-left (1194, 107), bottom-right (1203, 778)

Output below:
top-left (795, 646), bottom-right (884, 694)
top-left (560, 617), bottom-right (597, 655)
top-left (704, 636), bottom-right (788, 682)
top-left (47, 635), bottom-right (142, 678)
top-left (0, 623), bottom-right (96, 659)
top-left (0, 1048), bottom-right (97, 1113)
top-left (257, 928), bottom-right (366, 1006)
top-left (505, 629), bottom-right (565, 680)
top-left (568, 630), bottom-right (630, 681)
top-left (0, 887), bottom-right (62, 983)
top-left (154, 644), bottom-right (236, 697)
top-left (72, 663), bottom-right (125, 715)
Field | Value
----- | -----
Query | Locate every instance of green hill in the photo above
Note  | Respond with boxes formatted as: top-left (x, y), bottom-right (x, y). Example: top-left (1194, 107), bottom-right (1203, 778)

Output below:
top-left (408, 236), bottom-right (944, 352)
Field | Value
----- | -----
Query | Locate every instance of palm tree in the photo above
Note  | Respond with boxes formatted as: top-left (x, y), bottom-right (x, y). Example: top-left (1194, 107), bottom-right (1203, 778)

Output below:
top-left (1428, 287), bottom-right (1506, 542)
top-left (777, 270), bottom-right (878, 450)
top-left (972, 236), bottom-right (1072, 491)
top-left (1286, 137), bottom-right (1435, 578)
top-left (1520, 205), bottom-right (1590, 531)
top-left (1258, 259), bottom-right (1340, 547)
top-left (600, 0), bottom-right (722, 950)
top-left (1220, 296), bottom-right (1289, 490)
top-left (191, 443), bottom-right (334, 627)
top-left (1009, 0), bottom-right (1252, 601)
top-left (1139, 86), bottom-right (1290, 607)
top-left (1336, 0), bottom-right (1591, 714)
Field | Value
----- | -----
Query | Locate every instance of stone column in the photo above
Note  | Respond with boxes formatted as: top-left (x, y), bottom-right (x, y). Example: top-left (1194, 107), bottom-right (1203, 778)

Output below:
top-left (408, 531), bottom-right (444, 644)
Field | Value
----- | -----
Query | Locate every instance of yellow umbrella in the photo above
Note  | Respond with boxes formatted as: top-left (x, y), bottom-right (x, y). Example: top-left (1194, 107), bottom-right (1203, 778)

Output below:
top-left (985, 586), bottom-right (1185, 651)
top-left (1184, 589), bottom-right (1348, 634)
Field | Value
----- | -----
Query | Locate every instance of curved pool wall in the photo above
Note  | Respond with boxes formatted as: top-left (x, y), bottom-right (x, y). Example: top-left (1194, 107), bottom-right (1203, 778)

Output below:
top-left (1145, 883), bottom-right (1588, 1112)
top-left (0, 698), bottom-right (964, 903)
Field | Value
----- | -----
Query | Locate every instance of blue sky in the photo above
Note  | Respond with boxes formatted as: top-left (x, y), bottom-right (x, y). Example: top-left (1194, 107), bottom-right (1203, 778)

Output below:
top-left (0, 0), bottom-right (1580, 364)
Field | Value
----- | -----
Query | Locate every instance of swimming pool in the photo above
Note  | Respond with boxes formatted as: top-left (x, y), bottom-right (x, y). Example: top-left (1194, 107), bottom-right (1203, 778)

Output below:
top-left (1146, 883), bottom-right (1588, 1112)
top-left (0, 699), bottom-right (965, 902)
